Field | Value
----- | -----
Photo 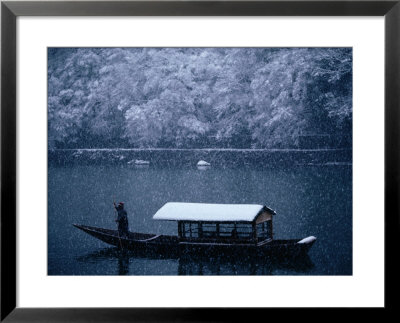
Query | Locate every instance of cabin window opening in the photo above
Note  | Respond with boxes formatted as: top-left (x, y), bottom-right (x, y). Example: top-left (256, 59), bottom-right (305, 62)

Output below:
top-left (219, 223), bottom-right (236, 238)
top-left (218, 223), bottom-right (252, 239)
top-left (182, 222), bottom-right (186, 238)
top-left (267, 221), bottom-right (273, 237)
top-left (257, 221), bottom-right (272, 241)
top-left (202, 223), bottom-right (217, 238)
top-left (183, 222), bottom-right (199, 238)
top-left (235, 224), bottom-right (253, 239)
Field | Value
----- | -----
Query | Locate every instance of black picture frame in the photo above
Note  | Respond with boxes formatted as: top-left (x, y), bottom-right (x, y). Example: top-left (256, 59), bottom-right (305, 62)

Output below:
top-left (1, 0), bottom-right (398, 321)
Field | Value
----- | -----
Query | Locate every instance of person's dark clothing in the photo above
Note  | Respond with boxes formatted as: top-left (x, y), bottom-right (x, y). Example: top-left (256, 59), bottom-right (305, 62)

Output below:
top-left (115, 205), bottom-right (129, 238)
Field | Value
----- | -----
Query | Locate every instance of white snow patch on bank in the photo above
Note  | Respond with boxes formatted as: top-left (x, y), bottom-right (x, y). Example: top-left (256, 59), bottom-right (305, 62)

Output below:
top-left (197, 160), bottom-right (211, 166)
top-left (128, 159), bottom-right (150, 165)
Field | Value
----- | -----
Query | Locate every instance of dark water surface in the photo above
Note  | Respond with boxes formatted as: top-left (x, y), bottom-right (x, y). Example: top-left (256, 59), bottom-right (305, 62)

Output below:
top-left (48, 161), bottom-right (352, 275)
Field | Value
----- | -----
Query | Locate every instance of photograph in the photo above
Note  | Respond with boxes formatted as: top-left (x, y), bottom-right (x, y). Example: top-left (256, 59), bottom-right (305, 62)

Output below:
top-left (47, 47), bottom-right (352, 276)
top-left (1, 0), bottom-right (397, 319)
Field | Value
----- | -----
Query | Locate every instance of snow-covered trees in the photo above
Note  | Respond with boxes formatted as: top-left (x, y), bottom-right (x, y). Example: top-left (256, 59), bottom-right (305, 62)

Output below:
top-left (48, 47), bottom-right (352, 149)
top-left (249, 48), bottom-right (352, 147)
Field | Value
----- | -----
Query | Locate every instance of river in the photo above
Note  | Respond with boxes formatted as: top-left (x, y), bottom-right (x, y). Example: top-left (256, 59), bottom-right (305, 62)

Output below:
top-left (48, 150), bottom-right (352, 275)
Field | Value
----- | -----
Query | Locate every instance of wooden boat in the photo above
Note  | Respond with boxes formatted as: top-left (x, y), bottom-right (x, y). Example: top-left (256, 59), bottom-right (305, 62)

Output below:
top-left (74, 202), bottom-right (316, 257)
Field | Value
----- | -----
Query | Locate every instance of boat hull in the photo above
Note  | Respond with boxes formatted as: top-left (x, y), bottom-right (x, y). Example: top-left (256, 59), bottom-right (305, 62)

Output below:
top-left (73, 224), bottom-right (315, 258)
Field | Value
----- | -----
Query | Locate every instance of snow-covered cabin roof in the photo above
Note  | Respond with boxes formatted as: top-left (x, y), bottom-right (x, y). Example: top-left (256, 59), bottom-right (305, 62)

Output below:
top-left (153, 202), bottom-right (275, 222)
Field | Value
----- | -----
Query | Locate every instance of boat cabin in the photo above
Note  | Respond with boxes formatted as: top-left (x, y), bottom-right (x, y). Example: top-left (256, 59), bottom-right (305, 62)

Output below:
top-left (153, 203), bottom-right (276, 244)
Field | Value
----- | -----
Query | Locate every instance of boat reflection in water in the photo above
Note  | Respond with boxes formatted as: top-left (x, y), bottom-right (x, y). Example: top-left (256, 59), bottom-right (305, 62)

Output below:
top-left (77, 247), bottom-right (314, 276)
top-left (178, 253), bottom-right (314, 275)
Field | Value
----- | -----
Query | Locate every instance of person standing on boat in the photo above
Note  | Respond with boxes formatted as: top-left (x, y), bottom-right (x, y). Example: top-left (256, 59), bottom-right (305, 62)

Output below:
top-left (114, 202), bottom-right (129, 238)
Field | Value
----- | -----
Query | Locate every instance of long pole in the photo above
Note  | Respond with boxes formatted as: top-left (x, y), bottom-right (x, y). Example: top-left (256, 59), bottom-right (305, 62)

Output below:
top-left (113, 197), bottom-right (124, 250)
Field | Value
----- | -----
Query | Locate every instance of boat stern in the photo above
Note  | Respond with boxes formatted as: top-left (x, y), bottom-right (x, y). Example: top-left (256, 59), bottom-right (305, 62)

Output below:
top-left (73, 223), bottom-right (93, 233)
top-left (72, 223), bottom-right (121, 248)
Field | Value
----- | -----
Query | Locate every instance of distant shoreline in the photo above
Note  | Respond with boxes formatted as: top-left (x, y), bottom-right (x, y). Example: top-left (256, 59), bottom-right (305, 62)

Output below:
top-left (49, 147), bottom-right (352, 167)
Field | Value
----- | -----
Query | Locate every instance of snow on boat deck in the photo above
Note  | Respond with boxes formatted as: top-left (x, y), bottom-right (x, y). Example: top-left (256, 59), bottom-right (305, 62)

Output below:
top-left (153, 202), bottom-right (270, 222)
